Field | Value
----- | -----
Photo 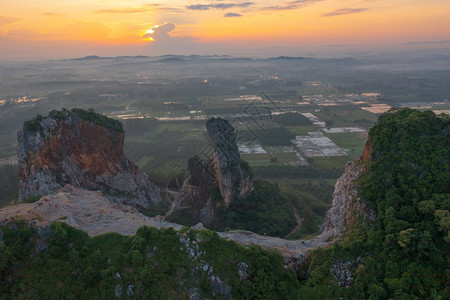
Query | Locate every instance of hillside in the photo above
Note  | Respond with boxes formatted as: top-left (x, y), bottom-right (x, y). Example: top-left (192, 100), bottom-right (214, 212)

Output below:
top-left (298, 108), bottom-right (449, 298)
top-left (0, 108), bottom-right (448, 299)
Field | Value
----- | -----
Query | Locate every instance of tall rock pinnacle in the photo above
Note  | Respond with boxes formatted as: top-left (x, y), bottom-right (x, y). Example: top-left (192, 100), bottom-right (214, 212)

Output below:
top-left (206, 117), bottom-right (253, 207)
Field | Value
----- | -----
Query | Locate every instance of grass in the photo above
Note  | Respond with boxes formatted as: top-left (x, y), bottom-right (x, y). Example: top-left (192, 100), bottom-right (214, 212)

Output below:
top-left (286, 125), bottom-right (319, 135)
top-left (315, 108), bottom-right (378, 128)
top-left (136, 156), bottom-right (153, 168)
top-left (240, 153), bottom-right (272, 166)
top-left (272, 152), bottom-right (300, 164)
top-left (325, 133), bottom-right (367, 159)
top-left (310, 156), bottom-right (352, 169)
top-left (269, 177), bottom-right (337, 187)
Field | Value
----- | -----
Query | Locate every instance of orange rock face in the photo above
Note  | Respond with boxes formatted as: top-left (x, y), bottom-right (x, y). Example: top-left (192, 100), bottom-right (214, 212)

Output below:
top-left (360, 137), bottom-right (372, 162)
top-left (18, 110), bottom-right (161, 209)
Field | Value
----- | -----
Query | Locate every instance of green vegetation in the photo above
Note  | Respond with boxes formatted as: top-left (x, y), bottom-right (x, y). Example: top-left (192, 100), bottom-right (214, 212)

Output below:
top-left (0, 221), bottom-right (301, 299)
top-left (253, 165), bottom-right (343, 179)
top-left (299, 109), bottom-right (449, 298)
top-left (283, 179), bottom-right (334, 238)
top-left (21, 195), bottom-right (42, 203)
top-left (217, 181), bottom-right (297, 237)
top-left (273, 112), bottom-right (313, 126)
top-left (24, 108), bottom-right (124, 133)
top-left (0, 164), bottom-right (19, 207)
top-left (71, 108), bottom-right (124, 132)
top-left (24, 114), bottom-right (45, 132)
top-left (241, 127), bottom-right (295, 146)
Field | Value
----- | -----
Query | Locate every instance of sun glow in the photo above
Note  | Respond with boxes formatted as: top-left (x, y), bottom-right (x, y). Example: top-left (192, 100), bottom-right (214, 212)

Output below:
top-left (0, 0), bottom-right (449, 58)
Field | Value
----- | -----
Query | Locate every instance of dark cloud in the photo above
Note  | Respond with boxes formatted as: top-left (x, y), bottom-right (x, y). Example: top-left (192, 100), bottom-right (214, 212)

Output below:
top-left (187, 2), bottom-right (254, 11)
top-left (260, 0), bottom-right (320, 11)
top-left (224, 13), bottom-right (243, 17)
top-left (322, 8), bottom-right (368, 17)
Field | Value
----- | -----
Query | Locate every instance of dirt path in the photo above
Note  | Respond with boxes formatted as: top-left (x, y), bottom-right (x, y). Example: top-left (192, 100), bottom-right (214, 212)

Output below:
top-left (163, 189), bottom-right (179, 218)
top-left (285, 207), bottom-right (302, 239)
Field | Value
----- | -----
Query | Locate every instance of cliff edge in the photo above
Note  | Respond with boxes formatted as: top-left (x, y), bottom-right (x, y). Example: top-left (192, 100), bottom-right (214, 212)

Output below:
top-left (319, 137), bottom-right (375, 240)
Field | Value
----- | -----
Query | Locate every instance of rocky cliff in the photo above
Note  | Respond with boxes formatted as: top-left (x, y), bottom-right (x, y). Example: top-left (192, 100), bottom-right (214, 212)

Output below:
top-left (206, 118), bottom-right (253, 207)
top-left (18, 109), bottom-right (161, 209)
top-left (172, 118), bottom-right (254, 225)
top-left (177, 155), bottom-right (217, 224)
top-left (319, 141), bottom-right (375, 240)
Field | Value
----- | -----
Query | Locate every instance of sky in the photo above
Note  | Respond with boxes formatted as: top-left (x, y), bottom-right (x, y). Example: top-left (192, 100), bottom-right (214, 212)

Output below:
top-left (1, 0), bottom-right (450, 59)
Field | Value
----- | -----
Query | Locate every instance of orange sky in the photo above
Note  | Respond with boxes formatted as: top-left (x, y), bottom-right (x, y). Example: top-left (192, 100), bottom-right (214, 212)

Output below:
top-left (1, 0), bottom-right (449, 59)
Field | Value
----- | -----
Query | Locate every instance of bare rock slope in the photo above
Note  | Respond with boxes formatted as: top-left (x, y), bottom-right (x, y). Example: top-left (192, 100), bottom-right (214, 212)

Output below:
top-left (18, 109), bottom-right (161, 209)
top-left (0, 185), bottom-right (325, 259)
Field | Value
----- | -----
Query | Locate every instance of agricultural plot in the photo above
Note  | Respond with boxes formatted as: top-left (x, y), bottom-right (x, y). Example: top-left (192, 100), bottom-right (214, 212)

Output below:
top-left (322, 127), bottom-right (366, 134)
top-left (292, 132), bottom-right (347, 157)
top-left (301, 113), bottom-right (326, 127)
top-left (361, 103), bottom-right (391, 114)
top-left (265, 146), bottom-right (308, 166)
top-left (265, 146), bottom-right (296, 153)
top-left (238, 143), bottom-right (267, 154)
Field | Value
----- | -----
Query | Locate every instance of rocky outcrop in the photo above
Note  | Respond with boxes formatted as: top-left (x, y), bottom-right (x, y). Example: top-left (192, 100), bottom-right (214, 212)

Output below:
top-left (0, 185), bottom-right (326, 257)
top-left (173, 118), bottom-right (254, 225)
top-left (320, 142), bottom-right (375, 240)
top-left (177, 156), bottom-right (218, 224)
top-left (206, 118), bottom-right (253, 207)
top-left (1, 185), bottom-right (181, 236)
top-left (360, 137), bottom-right (372, 162)
top-left (18, 109), bottom-right (161, 209)
top-left (178, 156), bottom-right (215, 209)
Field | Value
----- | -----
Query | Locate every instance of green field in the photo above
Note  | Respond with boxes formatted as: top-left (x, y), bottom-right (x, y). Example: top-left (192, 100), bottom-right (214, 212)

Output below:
top-left (326, 133), bottom-right (367, 159)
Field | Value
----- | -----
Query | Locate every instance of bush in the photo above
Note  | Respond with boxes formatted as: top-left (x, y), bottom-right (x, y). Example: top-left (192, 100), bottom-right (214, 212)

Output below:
top-left (71, 108), bottom-right (124, 132)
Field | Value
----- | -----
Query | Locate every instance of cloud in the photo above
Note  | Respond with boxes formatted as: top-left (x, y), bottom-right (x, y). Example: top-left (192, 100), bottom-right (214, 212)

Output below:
top-left (224, 12), bottom-right (243, 17)
top-left (96, 5), bottom-right (157, 14)
top-left (95, 4), bottom-right (181, 14)
top-left (322, 8), bottom-right (368, 17)
top-left (260, 0), bottom-right (320, 11)
top-left (141, 22), bottom-right (204, 55)
top-left (143, 22), bottom-right (176, 41)
top-left (187, 2), bottom-right (254, 11)
top-left (44, 12), bottom-right (67, 16)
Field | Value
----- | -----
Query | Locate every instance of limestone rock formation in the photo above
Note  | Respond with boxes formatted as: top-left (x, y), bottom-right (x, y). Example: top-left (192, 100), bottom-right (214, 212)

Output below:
top-left (206, 118), bottom-right (253, 207)
top-left (320, 142), bottom-right (375, 240)
top-left (17, 109), bottom-right (161, 209)
top-left (360, 137), bottom-right (372, 162)
top-left (178, 156), bottom-right (215, 208)
top-left (0, 184), bottom-right (326, 257)
top-left (173, 118), bottom-right (254, 225)
top-left (1, 185), bottom-right (179, 236)
top-left (177, 155), bottom-right (218, 224)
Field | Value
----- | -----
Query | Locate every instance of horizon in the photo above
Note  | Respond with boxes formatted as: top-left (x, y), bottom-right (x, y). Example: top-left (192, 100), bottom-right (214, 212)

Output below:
top-left (1, 0), bottom-right (450, 60)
